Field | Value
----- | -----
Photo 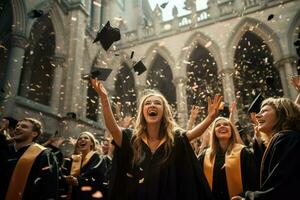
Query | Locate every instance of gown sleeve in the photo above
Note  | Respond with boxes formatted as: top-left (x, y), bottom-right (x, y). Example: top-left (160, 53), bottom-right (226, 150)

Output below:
top-left (175, 132), bottom-right (213, 200)
top-left (244, 131), bottom-right (300, 200)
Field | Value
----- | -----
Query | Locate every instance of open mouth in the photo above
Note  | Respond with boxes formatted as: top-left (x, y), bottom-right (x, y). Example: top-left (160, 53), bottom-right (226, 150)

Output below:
top-left (78, 143), bottom-right (87, 148)
top-left (148, 111), bottom-right (158, 116)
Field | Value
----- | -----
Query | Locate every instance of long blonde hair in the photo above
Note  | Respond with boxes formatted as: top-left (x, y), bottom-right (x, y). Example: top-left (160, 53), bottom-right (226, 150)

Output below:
top-left (131, 90), bottom-right (180, 166)
top-left (209, 117), bottom-right (239, 161)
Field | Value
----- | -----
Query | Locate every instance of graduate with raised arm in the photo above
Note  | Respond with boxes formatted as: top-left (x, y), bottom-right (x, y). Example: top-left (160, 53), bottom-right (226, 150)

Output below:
top-left (91, 79), bottom-right (222, 200)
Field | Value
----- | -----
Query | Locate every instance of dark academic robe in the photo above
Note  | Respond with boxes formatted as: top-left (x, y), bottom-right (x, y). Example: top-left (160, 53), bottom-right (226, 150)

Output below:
top-left (108, 129), bottom-right (212, 200)
top-left (198, 146), bottom-right (259, 200)
top-left (244, 130), bottom-right (300, 200)
top-left (60, 152), bottom-right (108, 200)
top-left (0, 134), bottom-right (59, 200)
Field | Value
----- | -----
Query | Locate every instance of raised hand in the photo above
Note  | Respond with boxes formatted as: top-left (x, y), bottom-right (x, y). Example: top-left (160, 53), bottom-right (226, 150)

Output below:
top-left (190, 105), bottom-right (201, 121)
top-left (207, 94), bottom-right (223, 119)
top-left (90, 79), bottom-right (122, 146)
top-left (90, 78), bottom-right (108, 97)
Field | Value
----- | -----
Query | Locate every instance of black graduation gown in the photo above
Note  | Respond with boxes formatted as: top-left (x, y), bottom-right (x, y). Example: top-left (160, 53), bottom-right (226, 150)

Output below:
top-left (198, 146), bottom-right (259, 200)
top-left (108, 129), bottom-right (212, 200)
top-left (244, 130), bottom-right (300, 200)
top-left (0, 134), bottom-right (59, 200)
top-left (61, 152), bottom-right (108, 200)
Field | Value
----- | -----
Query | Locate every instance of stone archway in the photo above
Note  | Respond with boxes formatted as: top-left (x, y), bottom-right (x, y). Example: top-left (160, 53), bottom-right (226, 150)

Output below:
top-left (114, 62), bottom-right (137, 117)
top-left (186, 43), bottom-right (222, 121)
top-left (18, 14), bottom-right (56, 106)
top-left (146, 54), bottom-right (177, 110)
top-left (0, 0), bottom-right (13, 94)
top-left (233, 31), bottom-right (283, 112)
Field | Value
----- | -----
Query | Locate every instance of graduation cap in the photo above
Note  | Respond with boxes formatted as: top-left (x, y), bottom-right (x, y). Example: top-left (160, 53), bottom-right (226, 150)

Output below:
top-left (130, 51), bottom-right (134, 59)
top-left (132, 60), bottom-right (147, 75)
top-left (93, 21), bottom-right (121, 51)
top-left (267, 14), bottom-right (274, 21)
top-left (248, 93), bottom-right (264, 114)
top-left (83, 67), bottom-right (113, 81)
top-left (160, 2), bottom-right (169, 9)
top-left (28, 10), bottom-right (44, 18)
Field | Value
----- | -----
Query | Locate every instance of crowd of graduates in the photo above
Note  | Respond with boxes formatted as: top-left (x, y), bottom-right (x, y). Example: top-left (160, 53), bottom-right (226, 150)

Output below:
top-left (0, 76), bottom-right (300, 200)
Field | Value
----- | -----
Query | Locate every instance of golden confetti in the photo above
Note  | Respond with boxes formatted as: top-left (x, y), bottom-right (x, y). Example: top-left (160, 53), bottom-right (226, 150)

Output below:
top-left (92, 191), bottom-right (103, 198)
top-left (81, 186), bottom-right (92, 191)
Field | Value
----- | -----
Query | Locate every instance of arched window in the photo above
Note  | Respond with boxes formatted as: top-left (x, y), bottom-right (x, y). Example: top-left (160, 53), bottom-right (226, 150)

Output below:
top-left (0, 0), bottom-right (13, 94)
top-left (186, 44), bottom-right (222, 121)
top-left (115, 63), bottom-right (137, 116)
top-left (147, 54), bottom-right (177, 110)
top-left (233, 31), bottom-right (283, 112)
top-left (19, 14), bottom-right (55, 105)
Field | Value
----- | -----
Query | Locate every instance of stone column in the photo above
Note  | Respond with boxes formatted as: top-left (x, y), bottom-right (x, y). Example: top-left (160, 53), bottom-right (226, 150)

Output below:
top-left (92, 0), bottom-right (101, 31)
top-left (173, 77), bottom-right (188, 127)
top-left (1, 34), bottom-right (28, 116)
top-left (80, 79), bottom-right (89, 118)
top-left (50, 55), bottom-right (65, 113)
top-left (62, 9), bottom-right (88, 116)
top-left (220, 68), bottom-right (236, 104)
top-left (275, 57), bottom-right (298, 99)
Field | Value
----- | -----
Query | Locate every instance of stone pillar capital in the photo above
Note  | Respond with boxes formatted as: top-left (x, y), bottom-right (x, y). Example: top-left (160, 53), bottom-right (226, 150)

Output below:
top-left (173, 77), bottom-right (188, 84)
top-left (219, 67), bottom-right (235, 74)
top-left (11, 34), bottom-right (28, 49)
top-left (275, 56), bottom-right (298, 68)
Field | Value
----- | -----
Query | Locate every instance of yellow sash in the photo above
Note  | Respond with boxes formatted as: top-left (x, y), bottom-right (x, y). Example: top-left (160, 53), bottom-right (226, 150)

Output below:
top-left (67, 151), bottom-right (96, 199)
top-left (203, 143), bottom-right (244, 198)
top-left (70, 151), bottom-right (96, 176)
top-left (5, 143), bottom-right (46, 200)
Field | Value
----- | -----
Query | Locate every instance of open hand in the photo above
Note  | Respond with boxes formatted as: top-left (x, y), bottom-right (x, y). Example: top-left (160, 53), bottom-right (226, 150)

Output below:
top-left (90, 78), bottom-right (108, 97)
top-left (207, 94), bottom-right (223, 119)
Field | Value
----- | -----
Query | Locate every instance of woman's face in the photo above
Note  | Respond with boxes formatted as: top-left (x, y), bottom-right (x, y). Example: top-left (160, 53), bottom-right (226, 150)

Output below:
top-left (76, 134), bottom-right (93, 153)
top-left (142, 95), bottom-right (164, 124)
top-left (214, 119), bottom-right (232, 141)
top-left (256, 105), bottom-right (278, 136)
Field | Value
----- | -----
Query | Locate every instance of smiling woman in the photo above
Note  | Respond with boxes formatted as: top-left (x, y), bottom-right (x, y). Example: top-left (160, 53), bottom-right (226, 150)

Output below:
top-left (232, 97), bottom-right (300, 200)
top-left (60, 131), bottom-right (109, 200)
top-left (198, 117), bottom-right (259, 200)
top-left (91, 78), bottom-right (222, 200)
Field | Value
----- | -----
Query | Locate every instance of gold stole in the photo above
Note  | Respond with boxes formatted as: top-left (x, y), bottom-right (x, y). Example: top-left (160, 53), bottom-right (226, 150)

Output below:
top-left (67, 151), bottom-right (96, 199)
top-left (70, 151), bottom-right (96, 176)
top-left (5, 143), bottom-right (46, 200)
top-left (203, 143), bottom-right (244, 198)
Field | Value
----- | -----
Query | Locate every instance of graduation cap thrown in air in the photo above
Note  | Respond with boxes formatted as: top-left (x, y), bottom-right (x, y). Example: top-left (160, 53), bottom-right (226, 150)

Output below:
top-left (28, 10), bottom-right (44, 18)
top-left (83, 67), bottom-right (113, 81)
top-left (160, 2), bottom-right (169, 9)
top-left (93, 21), bottom-right (121, 51)
top-left (248, 93), bottom-right (264, 114)
top-left (267, 14), bottom-right (274, 21)
top-left (132, 60), bottom-right (147, 75)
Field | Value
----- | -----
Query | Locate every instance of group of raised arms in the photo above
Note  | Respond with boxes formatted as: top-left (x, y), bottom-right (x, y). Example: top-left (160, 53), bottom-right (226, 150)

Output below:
top-left (0, 77), bottom-right (299, 200)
